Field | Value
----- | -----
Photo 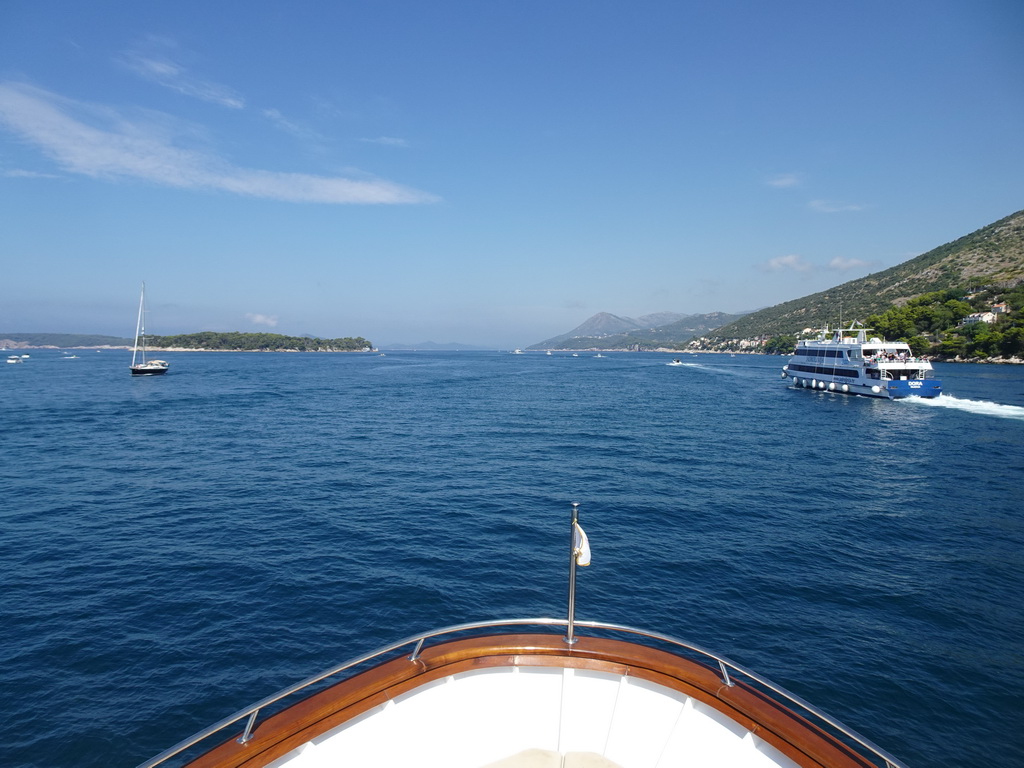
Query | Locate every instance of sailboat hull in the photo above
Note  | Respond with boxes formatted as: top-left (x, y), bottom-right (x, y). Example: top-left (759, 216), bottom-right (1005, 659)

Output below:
top-left (130, 362), bottom-right (169, 376)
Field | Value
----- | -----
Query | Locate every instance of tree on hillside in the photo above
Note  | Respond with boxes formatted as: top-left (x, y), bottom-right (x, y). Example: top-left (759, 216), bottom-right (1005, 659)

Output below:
top-left (907, 335), bottom-right (931, 356)
top-left (865, 307), bottom-right (916, 339)
top-left (763, 335), bottom-right (796, 355)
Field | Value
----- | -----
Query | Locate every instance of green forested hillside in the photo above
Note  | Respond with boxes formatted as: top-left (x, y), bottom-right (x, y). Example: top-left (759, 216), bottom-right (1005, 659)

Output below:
top-left (865, 283), bottom-right (1024, 359)
top-left (754, 283), bottom-right (1024, 359)
top-left (706, 209), bottom-right (1024, 341)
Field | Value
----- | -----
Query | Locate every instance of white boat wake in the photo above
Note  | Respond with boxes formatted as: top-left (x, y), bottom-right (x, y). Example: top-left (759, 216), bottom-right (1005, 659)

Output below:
top-left (903, 394), bottom-right (1024, 421)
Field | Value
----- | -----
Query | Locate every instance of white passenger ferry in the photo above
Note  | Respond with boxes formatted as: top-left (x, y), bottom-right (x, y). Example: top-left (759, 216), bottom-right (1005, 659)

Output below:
top-left (782, 325), bottom-right (941, 399)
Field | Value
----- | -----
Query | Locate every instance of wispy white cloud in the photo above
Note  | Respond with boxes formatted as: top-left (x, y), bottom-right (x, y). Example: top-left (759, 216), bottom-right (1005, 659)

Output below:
top-left (0, 82), bottom-right (439, 204)
top-left (808, 199), bottom-right (866, 213)
top-left (3, 167), bottom-right (59, 178)
top-left (262, 108), bottom-right (323, 143)
top-left (761, 254), bottom-right (812, 272)
top-left (119, 36), bottom-right (245, 109)
top-left (360, 136), bottom-right (410, 148)
top-left (766, 173), bottom-right (801, 188)
top-left (246, 313), bottom-right (279, 327)
top-left (828, 256), bottom-right (871, 271)
top-left (758, 253), bottom-right (872, 274)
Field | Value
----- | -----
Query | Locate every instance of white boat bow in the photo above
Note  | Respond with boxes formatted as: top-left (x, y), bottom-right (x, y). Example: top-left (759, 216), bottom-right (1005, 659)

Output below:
top-left (137, 504), bottom-right (904, 768)
top-left (137, 618), bottom-right (904, 768)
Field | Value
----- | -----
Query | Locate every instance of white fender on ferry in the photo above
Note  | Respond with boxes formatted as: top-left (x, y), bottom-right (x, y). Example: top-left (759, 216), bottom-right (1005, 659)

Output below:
top-left (841, 384), bottom-right (849, 393)
top-left (828, 382), bottom-right (836, 391)
top-left (871, 385), bottom-right (881, 394)
top-left (781, 371), bottom-right (787, 379)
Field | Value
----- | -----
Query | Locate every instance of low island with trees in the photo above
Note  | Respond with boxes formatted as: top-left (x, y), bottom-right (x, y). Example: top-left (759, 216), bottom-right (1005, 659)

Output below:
top-left (146, 332), bottom-right (372, 352)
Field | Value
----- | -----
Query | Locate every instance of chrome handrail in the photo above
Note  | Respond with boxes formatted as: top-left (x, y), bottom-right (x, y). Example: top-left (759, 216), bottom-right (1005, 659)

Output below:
top-left (136, 618), bottom-right (905, 768)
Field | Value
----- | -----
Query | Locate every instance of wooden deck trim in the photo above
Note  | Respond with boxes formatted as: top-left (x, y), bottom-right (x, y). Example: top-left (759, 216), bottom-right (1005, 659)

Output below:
top-left (185, 634), bottom-right (877, 768)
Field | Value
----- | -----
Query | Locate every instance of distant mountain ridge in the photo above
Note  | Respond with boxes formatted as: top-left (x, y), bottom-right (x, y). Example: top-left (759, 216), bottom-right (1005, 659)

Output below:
top-left (380, 341), bottom-right (491, 350)
top-left (0, 333), bottom-right (133, 348)
top-left (528, 310), bottom-right (746, 350)
top-left (706, 208), bottom-right (1024, 341)
top-left (542, 311), bottom-right (691, 343)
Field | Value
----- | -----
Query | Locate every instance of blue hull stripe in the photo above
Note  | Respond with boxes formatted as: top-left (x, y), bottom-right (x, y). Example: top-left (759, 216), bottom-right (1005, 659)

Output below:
top-left (886, 380), bottom-right (942, 398)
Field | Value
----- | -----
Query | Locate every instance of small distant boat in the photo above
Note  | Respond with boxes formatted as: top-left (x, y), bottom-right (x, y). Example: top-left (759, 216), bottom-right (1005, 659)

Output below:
top-left (512, 349), bottom-right (524, 355)
top-left (782, 324), bottom-right (940, 399)
top-left (546, 351), bottom-right (552, 356)
top-left (6, 355), bottom-right (22, 364)
top-left (572, 353), bottom-right (579, 357)
top-left (667, 358), bottom-right (683, 366)
top-left (594, 353), bottom-right (605, 358)
top-left (130, 283), bottom-right (169, 376)
top-left (20, 354), bottom-right (29, 359)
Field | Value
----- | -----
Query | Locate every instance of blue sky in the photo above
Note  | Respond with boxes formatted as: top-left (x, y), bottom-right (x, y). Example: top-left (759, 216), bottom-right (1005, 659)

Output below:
top-left (1, 1), bottom-right (1022, 348)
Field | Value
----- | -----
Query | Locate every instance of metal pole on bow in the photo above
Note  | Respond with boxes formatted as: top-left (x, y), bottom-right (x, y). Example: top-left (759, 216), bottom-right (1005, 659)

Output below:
top-left (564, 501), bottom-right (589, 644)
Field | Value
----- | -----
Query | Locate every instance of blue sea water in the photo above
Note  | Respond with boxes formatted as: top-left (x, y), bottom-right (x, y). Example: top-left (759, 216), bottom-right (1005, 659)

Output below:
top-left (1, 349), bottom-right (1022, 768)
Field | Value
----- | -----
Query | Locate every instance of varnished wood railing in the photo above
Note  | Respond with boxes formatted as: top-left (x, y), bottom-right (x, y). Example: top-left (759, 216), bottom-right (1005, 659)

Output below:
top-left (135, 618), bottom-right (905, 768)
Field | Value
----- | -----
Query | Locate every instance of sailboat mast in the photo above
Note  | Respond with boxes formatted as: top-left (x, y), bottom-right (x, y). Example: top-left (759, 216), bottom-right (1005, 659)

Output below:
top-left (133, 283), bottom-right (146, 367)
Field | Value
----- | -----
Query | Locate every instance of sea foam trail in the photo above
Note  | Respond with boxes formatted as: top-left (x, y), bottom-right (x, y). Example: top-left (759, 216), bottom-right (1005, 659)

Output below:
top-left (904, 394), bottom-right (1024, 421)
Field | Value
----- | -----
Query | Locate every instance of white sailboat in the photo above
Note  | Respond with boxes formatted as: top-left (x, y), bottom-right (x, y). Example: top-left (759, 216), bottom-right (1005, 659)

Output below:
top-left (130, 283), bottom-right (169, 376)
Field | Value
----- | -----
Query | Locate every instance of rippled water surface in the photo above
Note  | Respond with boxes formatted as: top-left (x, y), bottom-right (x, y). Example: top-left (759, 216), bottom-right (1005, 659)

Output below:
top-left (2, 350), bottom-right (1022, 767)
